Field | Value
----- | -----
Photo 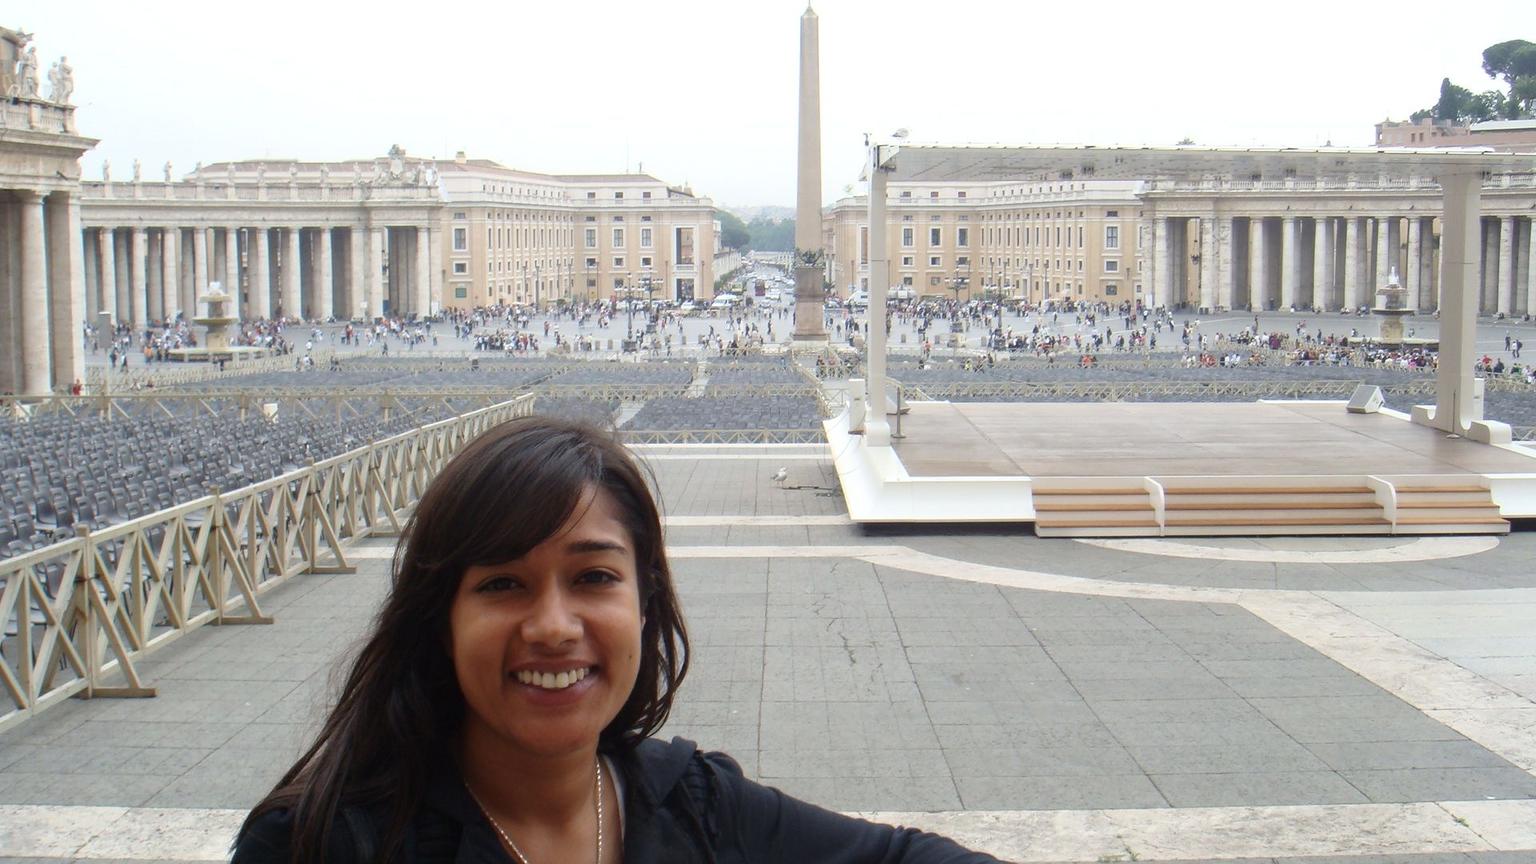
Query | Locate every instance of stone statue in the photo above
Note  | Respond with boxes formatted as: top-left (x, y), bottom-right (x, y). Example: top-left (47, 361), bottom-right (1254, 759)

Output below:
top-left (227, 163), bottom-right (237, 184)
top-left (387, 144), bottom-right (405, 159)
top-left (289, 162), bottom-right (298, 181)
top-left (132, 158), bottom-right (141, 182)
top-left (46, 56), bottom-right (72, 103)
top-left (353, 163), bottom-right (363, 184)
top-left (426, 162), bottom-right (439, 186)
top-left (17, 45), bottom-right (38, 98)
top-left (255, 163), bottom-right (265, 184)
top-left (319, 164), bottom-right (330, 184)
top-left (101, 159), bottom-right (110, 182)
top-left (194, 160), bottom-right (203, 174)
top-left (0, 28), bottom-right (31, 97)
top-left (163, 161), bottom-right (172, 182)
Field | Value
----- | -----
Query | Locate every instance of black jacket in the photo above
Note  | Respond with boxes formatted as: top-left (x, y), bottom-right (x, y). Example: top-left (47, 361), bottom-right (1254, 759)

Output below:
top-left (233, 737), bottom-right (1002, 863)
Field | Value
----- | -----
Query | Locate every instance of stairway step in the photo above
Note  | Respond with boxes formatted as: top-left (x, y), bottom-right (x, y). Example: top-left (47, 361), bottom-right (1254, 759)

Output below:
top-left (1165, 516), bottom-right (1391, 527)
top-left (1035, 502), bottom-right (1152, 512)
top-left (1393, 485), bottom-right (1488, 494)
top-left (1035, 517), bottom-right (1160, 528)
top-left (1161, 486), bottom-right (1373, 496)
top-left (1395, 515), bottom-right (1510, 526)
top-left (1396, 500), bottom-right (1499, 510)
top-left (1166, 501), bottom-right (1379, 511)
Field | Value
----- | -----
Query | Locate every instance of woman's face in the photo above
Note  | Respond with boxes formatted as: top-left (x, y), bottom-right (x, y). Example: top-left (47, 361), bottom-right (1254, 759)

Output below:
top-left (449, 487), bottom-right (644, 759)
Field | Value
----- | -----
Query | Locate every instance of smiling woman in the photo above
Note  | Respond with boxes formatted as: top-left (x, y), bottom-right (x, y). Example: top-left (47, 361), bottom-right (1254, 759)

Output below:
top-left (231, 416), bottom-right (999, 864)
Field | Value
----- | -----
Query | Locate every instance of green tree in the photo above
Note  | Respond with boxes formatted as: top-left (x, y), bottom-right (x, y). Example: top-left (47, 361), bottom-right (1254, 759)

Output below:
top-left (716, 210), bottom-right (750, 250)
top-left (1433, 77), bottom-right (1473, 122)
top-left (747, 217), bottom-right (795, 252)
top-left (1482, 39), bottom-right (1536, 118)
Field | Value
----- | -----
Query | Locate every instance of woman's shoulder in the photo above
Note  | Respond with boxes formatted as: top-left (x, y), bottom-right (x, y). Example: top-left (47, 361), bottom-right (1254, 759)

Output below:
top-left (231, 805), bottom-right (380, 864)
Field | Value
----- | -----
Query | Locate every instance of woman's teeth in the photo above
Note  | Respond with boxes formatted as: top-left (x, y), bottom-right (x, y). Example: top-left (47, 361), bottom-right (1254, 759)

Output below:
top-left (516, 668), bottom-right (591, 690)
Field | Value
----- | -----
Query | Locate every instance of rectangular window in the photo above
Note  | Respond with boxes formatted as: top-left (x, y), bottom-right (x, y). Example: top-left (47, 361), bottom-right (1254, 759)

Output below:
top-left (1106, 210), bottom-right (1118, 218)
top-left (613, 256), bottom-right (624, 268)
top-left (1105, 260), bottom-right (1119, 272)
top-left (930, 191), bottom-right (939, 199)
top-left (453, 211), bottom-right (467, 220)
top-left (1105, 284), bottom-right (1118, 295)
top-left (641, 256), bottom-right (652, 267)
top-left (642, 191), bottom-right (652, 199)
top-left (455, 284), bottom-right (467, 298)
top-left (452, 261), bottom-right (468, 275)
top-left (902, 275), bottom-right (914, 286)
top-left (929, 275), bottom-right (941, 286)
top-left (859, 227), bottom-right (868, 265)
top-left (675, 226), bottom-right (695, 266)
top-left (640, 227), bottom-right (653, 248)
top-left (585, 257), bottom-right (598, 268)
top-left (586, 192), bottom-right (596, 199)
top-left (929, 255), bottom-right (941, 266)
top-left (612, 228), bottom-right (624, 247)
top-left (929, 227), bottom-right (941, 246)
top-left (957, 191), bottom-right (966, 199)
top-left (902, 227), bottom-right (914, 247)
top-left (585, 228), bottom-right (597, 248)
top-left (957, 256), bottom-right (970, 267)
top-left (1078, 226), bottom-right (1084, 247)
top-left (1105, 225), bottom-right (1120, 250)
top-left (901, 256), bottom-right (914, 266)
top-left (452, 228), bottom-right (467, 251)
top-left (615, 192), bottom-right (624, 199)
top-left (957, 227), bottom-right (969, 247)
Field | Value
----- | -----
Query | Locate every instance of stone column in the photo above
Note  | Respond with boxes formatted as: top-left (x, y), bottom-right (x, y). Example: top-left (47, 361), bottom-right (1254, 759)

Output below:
top-left (1248, 217), bottom-right (1266, 310)
top-left (1153, 216), bottom-right (1171, 309)
top-left (224, 228), bottom-right (240, 319)
top-left (349, 227), bottom-right (367, 319)
top-left (82, 228), bottom-right (99, 325)
top-left (1497, 215), bottom-right (1515, 315)
top-left (1407, 218), bottom-right (1423, 310)
top-left (1280, 216), bottom-right (1298, 310)
top-left (146, 231), bottom-right (164, 322)
top-left (97, 228), bottom-right (117, 325)
top-left (162, 228), bottom-right (180, 320)
top-left (1373, 217), bottom-right (1391, 297)
top-left (129, 227), bottom-right (148, 328)
top-left (114, 230), bottom-right (130, 318)
top-left (368, 227), bottom-right (385, 319)
top-left (1215, 217), bottom-right (1233, 310)
top-left (414, 227), bottom-right (431, 316)
top-left (48, 193), bottom-right (85, 391)
top-left (1311, 217), bottom-right (1331, 311)
top-left (282, 228), bottom-right (302, 319)
top-left (427, 228), bottom-right (443, 312)
top-left (1526, 217), bottom-right (1536, 316)
top-left (316, 228), bottom-right (334, 320)
top-left (193, 227), bottom-right (209, 303)
top-left (792, 4), bottom-right (827, 341)
top-left (18, 191), bottom-right (51, 396)
top-left (1198, 216), bottom-right (1217, 312)
top-left (1343, 217), bottom-right (1361, 311)
top-left (249, 228), bottom-right (270, 320)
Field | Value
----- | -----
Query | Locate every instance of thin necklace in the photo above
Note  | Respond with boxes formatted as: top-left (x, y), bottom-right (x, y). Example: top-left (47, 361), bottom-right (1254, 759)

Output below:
top-left (466, 757), bottom-right (605, 864)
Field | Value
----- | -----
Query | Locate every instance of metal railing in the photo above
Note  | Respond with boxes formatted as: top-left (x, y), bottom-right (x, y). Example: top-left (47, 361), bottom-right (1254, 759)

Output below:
top-left (0, 395), bottom-right (533, 731)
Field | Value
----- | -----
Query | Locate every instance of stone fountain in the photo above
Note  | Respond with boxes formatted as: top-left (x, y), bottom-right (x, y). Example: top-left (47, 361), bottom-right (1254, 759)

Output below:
top-left (169, 282), bottom-right (269, 363)
top-left (1370, 267), bottom-right (1437, 351)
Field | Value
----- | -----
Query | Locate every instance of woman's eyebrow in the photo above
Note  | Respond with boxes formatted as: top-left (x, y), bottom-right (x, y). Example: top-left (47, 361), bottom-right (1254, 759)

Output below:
top-left (564, 539), bottom-right (629, 555)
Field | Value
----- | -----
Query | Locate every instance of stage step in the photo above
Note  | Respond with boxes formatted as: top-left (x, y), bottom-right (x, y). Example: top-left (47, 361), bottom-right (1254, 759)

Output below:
top-left (1032, 484), bottom-right (1156, 537)
top-left (1031, 478), bottom-right (1511, 537)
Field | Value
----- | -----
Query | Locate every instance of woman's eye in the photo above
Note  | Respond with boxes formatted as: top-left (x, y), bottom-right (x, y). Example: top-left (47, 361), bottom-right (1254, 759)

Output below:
top-left (476, 576), bottom-right (519, 593)
top-left (577, 570), bottom-right (618, 586)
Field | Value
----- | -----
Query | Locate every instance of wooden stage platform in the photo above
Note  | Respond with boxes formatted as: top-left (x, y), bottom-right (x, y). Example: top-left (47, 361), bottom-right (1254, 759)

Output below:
top-left (828, 401), bottom-right (1536, 536)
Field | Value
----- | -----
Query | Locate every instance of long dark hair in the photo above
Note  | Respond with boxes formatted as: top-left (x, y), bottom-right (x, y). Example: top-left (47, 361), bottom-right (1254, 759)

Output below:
top-left (237, 416), bottom-right (690, 862)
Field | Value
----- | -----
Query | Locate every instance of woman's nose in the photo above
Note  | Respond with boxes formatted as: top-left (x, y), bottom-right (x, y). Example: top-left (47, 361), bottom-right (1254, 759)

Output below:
top-left (521, 587), bottom-right (582, 646)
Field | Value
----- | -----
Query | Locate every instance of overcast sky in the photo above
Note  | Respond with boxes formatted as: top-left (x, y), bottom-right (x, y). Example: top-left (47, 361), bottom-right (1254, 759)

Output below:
top-left (19, 0), bottom-right (1529, 208)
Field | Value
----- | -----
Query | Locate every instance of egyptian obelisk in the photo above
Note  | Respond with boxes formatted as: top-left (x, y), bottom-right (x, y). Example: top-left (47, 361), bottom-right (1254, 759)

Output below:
top-left (792, 4), bottom-right (828, 342)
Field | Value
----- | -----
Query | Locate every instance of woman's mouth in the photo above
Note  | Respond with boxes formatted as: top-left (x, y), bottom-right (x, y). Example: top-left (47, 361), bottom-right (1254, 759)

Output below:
top-left (514, 667), bottom-right (593, 690)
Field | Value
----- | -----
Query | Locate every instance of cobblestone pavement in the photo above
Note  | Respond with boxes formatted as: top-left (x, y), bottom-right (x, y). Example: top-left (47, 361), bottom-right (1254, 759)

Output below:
top-left (2, 446), bottom-right (1534, 862)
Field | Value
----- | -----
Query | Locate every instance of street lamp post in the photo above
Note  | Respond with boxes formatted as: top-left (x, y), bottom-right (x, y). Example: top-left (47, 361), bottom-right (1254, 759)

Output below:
top-left (624, 272), bottom-right (635, 350)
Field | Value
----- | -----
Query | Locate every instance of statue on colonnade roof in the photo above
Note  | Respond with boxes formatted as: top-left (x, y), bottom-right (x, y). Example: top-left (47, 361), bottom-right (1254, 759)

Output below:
top-left (46, 55), bottom-right (71, 103)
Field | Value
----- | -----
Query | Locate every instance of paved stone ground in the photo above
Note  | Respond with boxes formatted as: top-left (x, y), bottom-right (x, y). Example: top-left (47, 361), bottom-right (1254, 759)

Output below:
top-left (2, 447), bottom-right (1535, 862)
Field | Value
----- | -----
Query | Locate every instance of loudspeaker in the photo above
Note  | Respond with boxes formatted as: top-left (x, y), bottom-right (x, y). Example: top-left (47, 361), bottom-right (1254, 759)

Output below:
top-left (1346, 384), bottom-right (1383, 414)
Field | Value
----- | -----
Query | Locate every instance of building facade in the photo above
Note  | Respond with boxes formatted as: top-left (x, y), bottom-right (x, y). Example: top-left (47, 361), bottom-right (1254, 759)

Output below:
top-left (827, 167), bottom-right (1536, 316)
top-left (74, 152), bottom-right (719, 329)
top-left (1, 26), bottom-right (95, 396)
